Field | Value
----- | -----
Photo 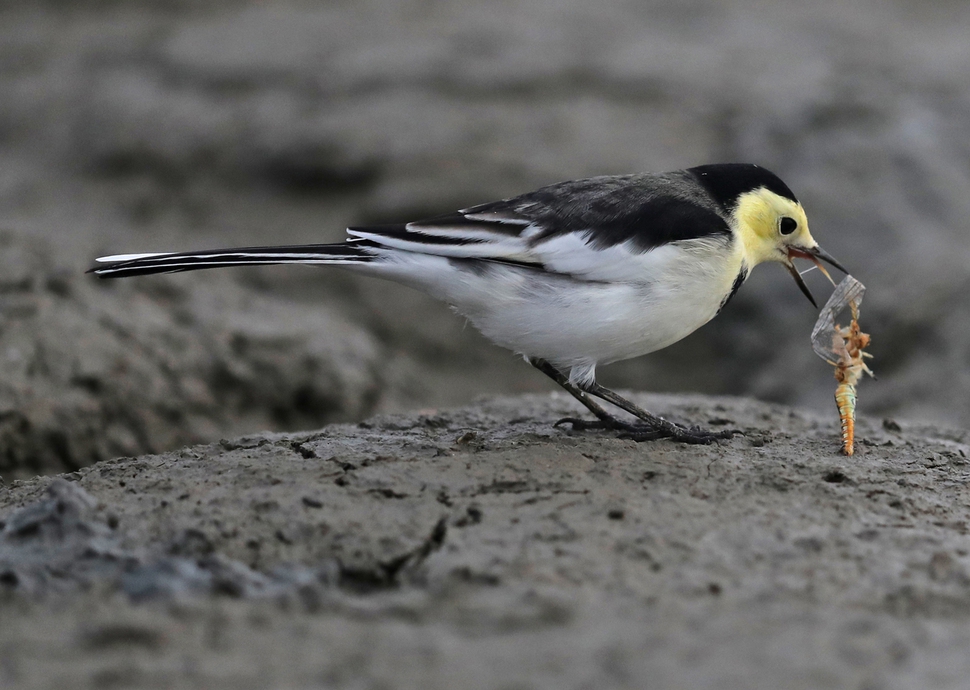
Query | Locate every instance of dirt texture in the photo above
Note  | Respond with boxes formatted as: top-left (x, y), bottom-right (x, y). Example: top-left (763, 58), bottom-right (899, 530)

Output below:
top-left (0, 231), bottom-right (388, 477)
top-left (1, 393), bottom-right (969, 688)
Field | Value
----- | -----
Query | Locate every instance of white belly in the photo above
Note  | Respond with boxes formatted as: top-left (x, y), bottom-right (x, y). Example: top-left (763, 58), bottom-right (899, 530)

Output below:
top-left (363, 236), bottom-right (745, 373)
top-left (463, 266), bottom-right (738, 367)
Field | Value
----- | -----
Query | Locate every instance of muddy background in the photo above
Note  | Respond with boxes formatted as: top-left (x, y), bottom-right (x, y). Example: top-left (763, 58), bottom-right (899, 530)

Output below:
top-left (0, 0), bottom-right (969, 688)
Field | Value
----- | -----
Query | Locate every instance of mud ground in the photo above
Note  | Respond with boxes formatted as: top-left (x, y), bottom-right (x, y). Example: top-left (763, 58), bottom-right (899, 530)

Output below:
top-left (2, 393), bottom-right (970, 689)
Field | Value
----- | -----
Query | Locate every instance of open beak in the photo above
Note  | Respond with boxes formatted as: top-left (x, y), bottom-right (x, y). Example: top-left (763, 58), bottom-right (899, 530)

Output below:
top-left (786, 245), bottom-right (849, 309)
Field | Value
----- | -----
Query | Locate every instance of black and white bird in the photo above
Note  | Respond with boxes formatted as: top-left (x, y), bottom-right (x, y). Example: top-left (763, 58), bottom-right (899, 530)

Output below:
top-left (91, 163), bottom-right (846, 444)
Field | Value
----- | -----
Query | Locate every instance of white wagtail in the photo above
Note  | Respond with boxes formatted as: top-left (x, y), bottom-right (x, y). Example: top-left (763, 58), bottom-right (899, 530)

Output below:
top-left (90, 163), bottom-right (846, 444)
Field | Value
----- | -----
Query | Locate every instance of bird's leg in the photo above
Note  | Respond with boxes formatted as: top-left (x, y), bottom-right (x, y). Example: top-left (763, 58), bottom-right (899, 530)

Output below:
top-left (529, 359), bottom-right (734, 445)
top-left (529, 358), bottom-right (627, 425)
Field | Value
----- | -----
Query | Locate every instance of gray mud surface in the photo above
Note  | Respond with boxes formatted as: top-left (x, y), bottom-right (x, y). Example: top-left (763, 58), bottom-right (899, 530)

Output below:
top-left (0, 231), bottom-right (386, 477)
top-left (2, 393), bottom-right (970, 689)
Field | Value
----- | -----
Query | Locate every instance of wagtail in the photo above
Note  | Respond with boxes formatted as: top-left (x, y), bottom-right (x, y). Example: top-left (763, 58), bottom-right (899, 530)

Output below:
top-left (91, 164), bottom-right (846, 444)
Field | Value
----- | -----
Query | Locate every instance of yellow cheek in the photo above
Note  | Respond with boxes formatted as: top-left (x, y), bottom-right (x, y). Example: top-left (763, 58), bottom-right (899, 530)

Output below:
top-left (733, 190), bottom-right (810, 266)
top-left (735, 193), bottom-right (777, 240)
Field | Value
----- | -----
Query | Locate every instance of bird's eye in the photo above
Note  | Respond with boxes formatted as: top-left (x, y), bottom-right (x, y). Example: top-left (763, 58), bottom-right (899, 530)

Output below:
top-left (780, 217), bottom-right (797, 235)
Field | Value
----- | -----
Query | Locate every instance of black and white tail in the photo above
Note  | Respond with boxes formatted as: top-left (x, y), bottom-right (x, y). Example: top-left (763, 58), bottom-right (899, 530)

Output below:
top-left (89, 242), bottom-right (377, 279)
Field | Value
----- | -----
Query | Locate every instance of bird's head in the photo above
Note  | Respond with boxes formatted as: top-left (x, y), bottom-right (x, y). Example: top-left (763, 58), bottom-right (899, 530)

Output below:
top-left (691, 164), bottom-right (847, 308)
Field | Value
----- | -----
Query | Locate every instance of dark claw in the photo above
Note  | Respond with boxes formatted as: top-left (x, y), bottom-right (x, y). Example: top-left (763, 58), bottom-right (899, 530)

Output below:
top-left (556, 416), bottom-right (739, 445)
top-left (555, 417), bottom-right (622, 431)
top-left (616, 429), bottom-right (666, 442)
top-left (624, 426), bottom-right (739, 445)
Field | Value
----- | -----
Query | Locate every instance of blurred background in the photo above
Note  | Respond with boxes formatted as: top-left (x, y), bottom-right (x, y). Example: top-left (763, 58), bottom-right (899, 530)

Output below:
top-left (0, 0), bottom-right (968, 475)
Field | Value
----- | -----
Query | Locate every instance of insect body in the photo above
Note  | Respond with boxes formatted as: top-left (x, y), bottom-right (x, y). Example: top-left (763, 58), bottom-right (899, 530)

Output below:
top-left (831, 302), bottom-right (874, 455)
top-left (811, 277), bottom-right (874, 455)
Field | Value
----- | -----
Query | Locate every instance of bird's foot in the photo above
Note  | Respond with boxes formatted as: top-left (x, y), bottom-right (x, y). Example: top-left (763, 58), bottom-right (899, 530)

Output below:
top-left (555, 416), bottom-right (737, 445)
top-left (623, 423), bottom-right (738, 445)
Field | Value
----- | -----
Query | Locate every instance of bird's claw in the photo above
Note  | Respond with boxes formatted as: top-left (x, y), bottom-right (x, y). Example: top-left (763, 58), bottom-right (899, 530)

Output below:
top-left (620, 425), bottom-right (738, 445)
top-left (555, 417), bottom-right (623, 431)
top-left (555, 416), bottom-right (738, 445)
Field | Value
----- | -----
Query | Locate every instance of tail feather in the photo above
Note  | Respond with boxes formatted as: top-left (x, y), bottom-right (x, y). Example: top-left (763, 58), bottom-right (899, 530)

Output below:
top-left (89, 242), bottom-right (376, 279)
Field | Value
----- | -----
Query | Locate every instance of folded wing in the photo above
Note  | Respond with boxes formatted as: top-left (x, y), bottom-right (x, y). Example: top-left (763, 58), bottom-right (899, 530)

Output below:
top-left (349, 176), bottom-right (732, 282)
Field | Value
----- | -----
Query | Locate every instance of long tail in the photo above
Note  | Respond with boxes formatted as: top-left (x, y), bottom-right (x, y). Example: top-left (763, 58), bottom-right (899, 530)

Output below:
top-left (89, 241), bottom-right (377, 279)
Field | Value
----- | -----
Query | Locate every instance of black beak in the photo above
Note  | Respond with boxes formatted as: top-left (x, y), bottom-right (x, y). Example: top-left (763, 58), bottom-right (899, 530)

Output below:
top-left (786, 244), bottom-right (849, 309)
top-left (785, 262), bottom-right (818, 308)
top-left (800, 245), bottom-right (848, 274)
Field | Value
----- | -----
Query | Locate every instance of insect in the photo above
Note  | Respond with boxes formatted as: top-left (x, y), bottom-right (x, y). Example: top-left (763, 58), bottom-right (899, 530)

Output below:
top-left (811, 276), bottom-right (874, 455)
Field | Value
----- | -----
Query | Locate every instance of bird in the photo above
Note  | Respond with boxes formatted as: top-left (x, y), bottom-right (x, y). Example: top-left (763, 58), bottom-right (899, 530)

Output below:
top-left (90, 163), bottom-right (846, 444)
